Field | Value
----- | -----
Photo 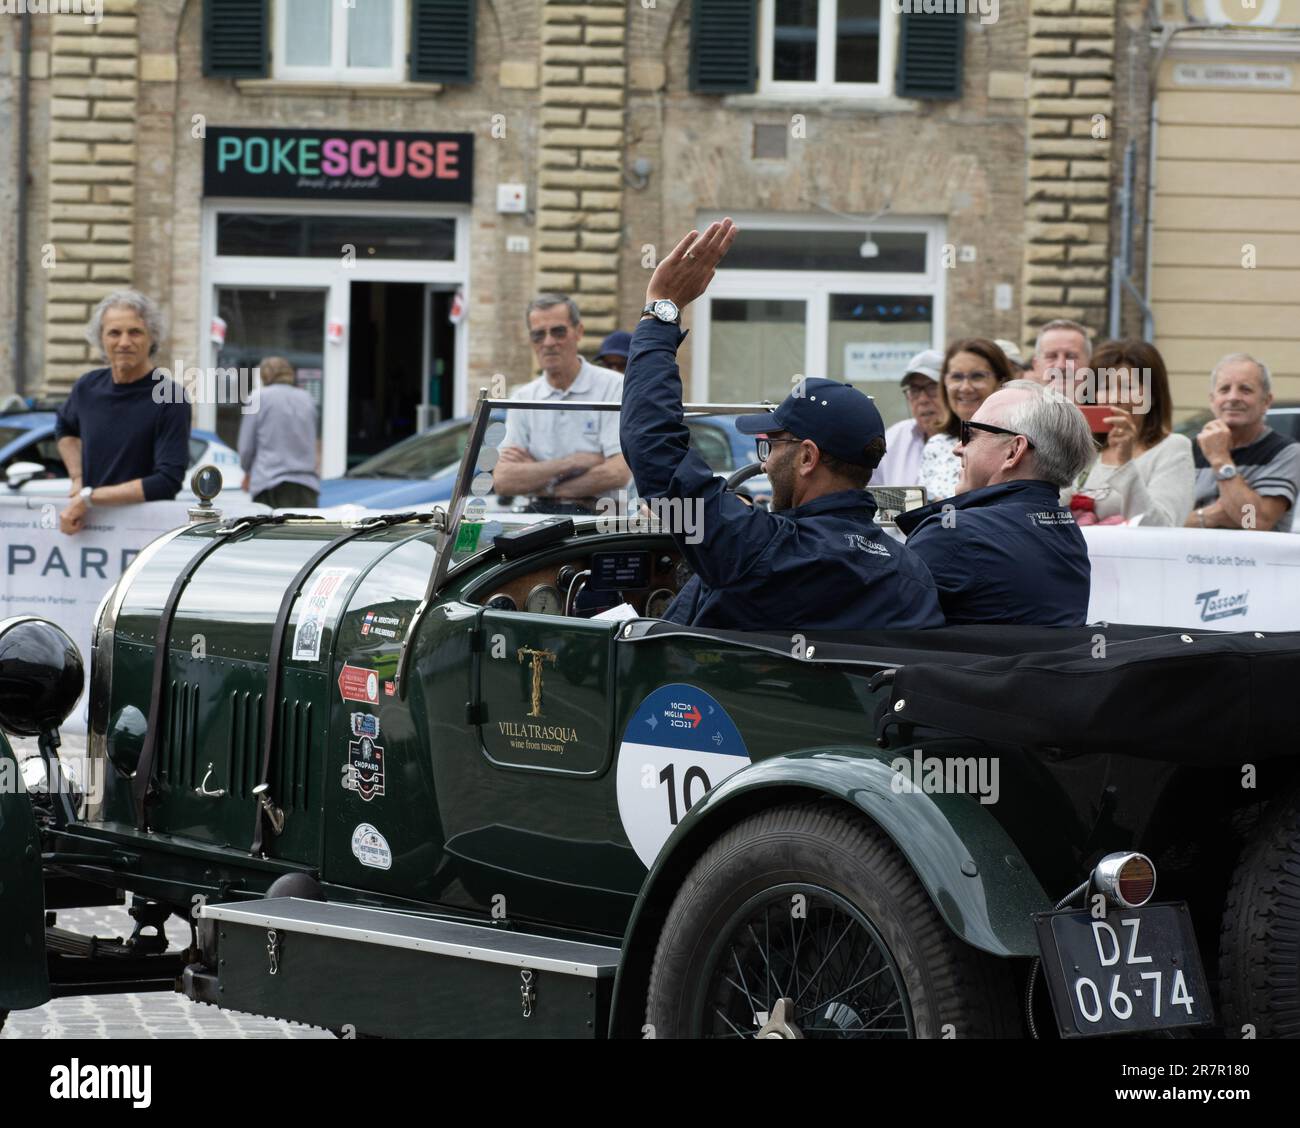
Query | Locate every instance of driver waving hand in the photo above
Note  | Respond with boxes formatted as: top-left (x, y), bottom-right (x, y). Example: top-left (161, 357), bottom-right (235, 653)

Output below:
top-left (620, 219), bottom-right (943, 632)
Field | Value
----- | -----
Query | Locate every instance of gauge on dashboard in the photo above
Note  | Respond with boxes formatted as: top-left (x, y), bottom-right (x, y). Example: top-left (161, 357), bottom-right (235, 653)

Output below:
top-left (645, 588), bottom-right (675, 618)
top-left (524, 584), bottom-right (563, 615)
top-left (485, 593), bottom-right (517, 612)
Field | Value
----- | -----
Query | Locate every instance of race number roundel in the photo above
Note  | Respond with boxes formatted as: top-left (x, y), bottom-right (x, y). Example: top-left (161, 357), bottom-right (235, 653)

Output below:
top-left (617, 684), bottom-right (749, 868)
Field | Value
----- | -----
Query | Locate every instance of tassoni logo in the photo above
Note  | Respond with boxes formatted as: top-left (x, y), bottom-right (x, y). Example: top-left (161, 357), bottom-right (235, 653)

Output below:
top-left (1195, 589), bottom-right (1248, 622)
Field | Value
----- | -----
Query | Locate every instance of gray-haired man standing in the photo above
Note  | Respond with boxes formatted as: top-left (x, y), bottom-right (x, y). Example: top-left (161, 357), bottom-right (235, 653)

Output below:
top-left (55, 290), bottom-right (190, 535)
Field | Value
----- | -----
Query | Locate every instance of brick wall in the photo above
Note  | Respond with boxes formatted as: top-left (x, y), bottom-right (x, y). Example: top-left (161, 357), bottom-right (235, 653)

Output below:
top-left (43, 0), bottom-right (140, 395)
top-left (534, 0), bottom-right (628, 341)
top-left (1021, 0), bottom-right (1119, 348)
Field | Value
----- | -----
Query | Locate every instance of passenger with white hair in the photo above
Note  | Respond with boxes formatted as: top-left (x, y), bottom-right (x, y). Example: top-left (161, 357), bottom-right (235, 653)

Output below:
top-left (1188, 353), bottom-right (1300, 532)
top-left (897, 380), bottom-right (1094, 625)
top-left (55, 290), bottom-right (190, 535)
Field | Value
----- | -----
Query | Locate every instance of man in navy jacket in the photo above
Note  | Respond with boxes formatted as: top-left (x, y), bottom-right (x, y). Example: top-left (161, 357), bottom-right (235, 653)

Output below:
top-left (896, 379), bottom-right (1095, 626)
top-left (620, 219), bottom-right (943, 633)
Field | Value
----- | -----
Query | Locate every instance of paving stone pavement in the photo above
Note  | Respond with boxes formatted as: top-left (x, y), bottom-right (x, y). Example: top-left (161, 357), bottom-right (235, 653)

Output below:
top-left (3, 737), bottom-right (332, 1040)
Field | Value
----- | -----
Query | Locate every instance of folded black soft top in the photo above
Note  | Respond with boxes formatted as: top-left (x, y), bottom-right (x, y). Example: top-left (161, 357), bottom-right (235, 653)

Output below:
top-left (627, 621), bottom-right (1300, 764)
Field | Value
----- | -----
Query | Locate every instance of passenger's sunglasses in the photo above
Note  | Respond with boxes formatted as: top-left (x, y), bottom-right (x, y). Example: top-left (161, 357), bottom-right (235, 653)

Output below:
top-left (529, 325), bottom-right (570, 343)
top-left (960, 420), bottom-right (1035, 449)
top-left (755, 436), bottom-right (802, 462)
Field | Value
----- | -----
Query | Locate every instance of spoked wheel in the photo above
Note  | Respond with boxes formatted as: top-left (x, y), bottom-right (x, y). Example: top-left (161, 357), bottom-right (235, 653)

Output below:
top-left (698, 884), bottom-right (913, 1039)
top-left (646, 802), bottom-right (1021, 1039)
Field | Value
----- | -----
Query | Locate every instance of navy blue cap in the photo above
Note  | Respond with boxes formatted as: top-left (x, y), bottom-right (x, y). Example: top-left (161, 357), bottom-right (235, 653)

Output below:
top-left (735, 378), bottom-right (885, 466)
top-left (595, 330), bottom-right (632, 360)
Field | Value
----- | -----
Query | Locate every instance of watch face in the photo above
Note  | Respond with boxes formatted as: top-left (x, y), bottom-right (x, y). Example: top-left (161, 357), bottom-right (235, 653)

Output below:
top-left (653, 300), bottom-right (678, 322)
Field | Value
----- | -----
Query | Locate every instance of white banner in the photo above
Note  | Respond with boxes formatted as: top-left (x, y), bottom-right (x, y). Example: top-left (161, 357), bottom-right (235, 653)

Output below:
top-left (1084, 526), bottom-right (1300, 631)
top-left (0, 495), bottom-right (266, 733)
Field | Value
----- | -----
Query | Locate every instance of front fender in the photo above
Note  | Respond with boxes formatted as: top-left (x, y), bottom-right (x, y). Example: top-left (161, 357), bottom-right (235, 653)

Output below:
top-left (610, 745), bottom-right (1049, 1036)
top-left (0, 731), bottom-right (50, 1010)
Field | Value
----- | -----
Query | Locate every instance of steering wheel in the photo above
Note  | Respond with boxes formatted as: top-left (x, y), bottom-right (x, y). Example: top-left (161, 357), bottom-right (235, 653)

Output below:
top-left (724, 462), bottom-right (765, 493)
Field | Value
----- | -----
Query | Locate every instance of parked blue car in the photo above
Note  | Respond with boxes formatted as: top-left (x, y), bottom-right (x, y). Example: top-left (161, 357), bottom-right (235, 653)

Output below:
top-left (319, 413), bottom-right (771, 508)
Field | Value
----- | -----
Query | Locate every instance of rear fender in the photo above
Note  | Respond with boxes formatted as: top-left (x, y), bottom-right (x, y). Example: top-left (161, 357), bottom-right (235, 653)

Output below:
top-left (0, 731), bottom-right (50, 1010)
top-left (610, 744), bottom-right (1049, 1036)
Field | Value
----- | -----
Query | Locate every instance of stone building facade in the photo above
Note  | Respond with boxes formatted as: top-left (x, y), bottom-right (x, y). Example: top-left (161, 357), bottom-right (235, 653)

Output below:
top-left (3, 0), bottom-right (1180, 476)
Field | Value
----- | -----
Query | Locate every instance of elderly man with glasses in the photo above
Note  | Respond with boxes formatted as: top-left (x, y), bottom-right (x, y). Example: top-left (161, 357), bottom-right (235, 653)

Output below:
top-left (870, 349), bottom-right (947, 488)
top-left (896, 380), bottom-right (1096, 626)
top-left (494, 293), bottom-right (631, 511)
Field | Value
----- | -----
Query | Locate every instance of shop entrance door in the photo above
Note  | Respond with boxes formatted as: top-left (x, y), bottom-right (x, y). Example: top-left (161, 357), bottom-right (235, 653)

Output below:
top-left (346, 281), bottom-right (425, 469)
top-left (214, 286), bottom-right (328, 452)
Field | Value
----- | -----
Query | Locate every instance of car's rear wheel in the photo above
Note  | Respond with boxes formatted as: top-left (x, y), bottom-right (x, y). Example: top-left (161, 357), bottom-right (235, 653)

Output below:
top-left (645, 802), bottom-right (1020, 1038)
top-left (1218, 790), bottom-right (1300, 1038)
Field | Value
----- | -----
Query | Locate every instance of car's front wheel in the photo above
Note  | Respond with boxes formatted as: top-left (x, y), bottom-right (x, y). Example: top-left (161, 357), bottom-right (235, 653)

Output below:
top-left (644, 802), bottom-right (1020, 1038)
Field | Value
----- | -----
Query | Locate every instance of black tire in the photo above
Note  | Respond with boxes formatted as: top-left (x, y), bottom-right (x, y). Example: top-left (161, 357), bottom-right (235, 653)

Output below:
top-left (1218, 790), bottom-right (1300, 1038)
top-left (645, 802), bottom-right (1021, 1038)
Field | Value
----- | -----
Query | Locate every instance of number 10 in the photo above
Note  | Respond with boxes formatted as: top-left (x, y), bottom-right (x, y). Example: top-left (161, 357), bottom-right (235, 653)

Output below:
top-left (659, 763), bottom-right (711, 825)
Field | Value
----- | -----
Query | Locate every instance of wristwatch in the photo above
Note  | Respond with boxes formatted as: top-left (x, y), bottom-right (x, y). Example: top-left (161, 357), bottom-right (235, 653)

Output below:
top-left (79, 485), bottom-right (94, 507)
top-left (1215, 463), bottom-right (1239, 482)
top-left (641, 299), bottom-right (681, 325)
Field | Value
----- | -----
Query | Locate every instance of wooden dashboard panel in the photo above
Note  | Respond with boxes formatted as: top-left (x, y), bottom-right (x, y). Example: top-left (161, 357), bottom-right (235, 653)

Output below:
top-left (475, 550), bottom-right (684, 616)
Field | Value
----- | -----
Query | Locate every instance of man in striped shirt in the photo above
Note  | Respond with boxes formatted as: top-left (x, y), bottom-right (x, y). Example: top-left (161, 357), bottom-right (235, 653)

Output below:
top-left (1189, 353), bottom-right (1300, 533)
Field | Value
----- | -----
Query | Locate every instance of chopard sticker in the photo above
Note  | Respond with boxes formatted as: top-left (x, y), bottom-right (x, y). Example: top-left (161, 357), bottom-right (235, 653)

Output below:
top-left (292, 566), bottom-right (351, 662)
top-left (350, 823), bottom-right (392, 870)
top-left (338, 663), bottom-right (379, 704)
top-left (343, 735), bottom-right (385, 802)
top-left (360, 611), bottom-right (402, 640)
top-left (350, 712), bottom-right (380, 739)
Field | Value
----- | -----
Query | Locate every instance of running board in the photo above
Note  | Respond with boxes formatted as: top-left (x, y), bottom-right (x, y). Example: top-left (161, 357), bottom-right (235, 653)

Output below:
top-left (195, 897), bottom-right (620, 1037)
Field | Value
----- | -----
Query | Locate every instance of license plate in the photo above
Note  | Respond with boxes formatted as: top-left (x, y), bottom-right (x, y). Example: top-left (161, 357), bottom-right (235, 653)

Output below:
top-left (1033, 902), bottom-right (1213, 1037)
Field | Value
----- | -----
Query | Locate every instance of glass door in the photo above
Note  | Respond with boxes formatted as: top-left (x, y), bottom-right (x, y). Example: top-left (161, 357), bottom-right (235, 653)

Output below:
top-left (213, 287), bottom-right (328, 450)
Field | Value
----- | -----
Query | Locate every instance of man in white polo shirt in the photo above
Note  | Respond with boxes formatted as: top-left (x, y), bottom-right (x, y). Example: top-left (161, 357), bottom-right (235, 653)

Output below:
top-left (495, 294), bottom-right (631, 511)
top-left (869, 349), bottom-right (946, 489)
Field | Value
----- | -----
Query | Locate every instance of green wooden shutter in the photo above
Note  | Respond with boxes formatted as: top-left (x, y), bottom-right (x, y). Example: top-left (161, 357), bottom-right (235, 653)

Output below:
top-left (203, 0), bottom-right (269, 79)
top-left (690, 0), bottom-right (757, 94)
top-left (896, 10), bottom-right (965, 100)
top-left (410, 0), bottom-right (476, 85)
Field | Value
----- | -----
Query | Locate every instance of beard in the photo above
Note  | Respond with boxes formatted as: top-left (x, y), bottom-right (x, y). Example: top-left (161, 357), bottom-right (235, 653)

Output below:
top-left (768, 452), bottom-right (796, 512)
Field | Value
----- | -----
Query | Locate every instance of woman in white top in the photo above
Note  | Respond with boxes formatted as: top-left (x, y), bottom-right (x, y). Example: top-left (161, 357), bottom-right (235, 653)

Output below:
top-left (918, 338), bottom-right (1015, 501)
top-left (1066, 339), bottom-right (1194, 526)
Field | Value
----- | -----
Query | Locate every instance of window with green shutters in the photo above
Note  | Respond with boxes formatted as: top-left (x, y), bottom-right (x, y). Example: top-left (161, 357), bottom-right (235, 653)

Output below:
top-left (690, 0), bottom-right (758, 94)
top-left (410, 0), bottom-right (475, 85)
top-left (895, 9), bottom-right (965, 100)
top-left (203, 0), bottom-right (269, 79)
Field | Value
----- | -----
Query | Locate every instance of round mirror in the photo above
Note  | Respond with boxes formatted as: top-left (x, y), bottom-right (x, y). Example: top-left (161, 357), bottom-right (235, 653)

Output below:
top-left (191, 464), bottom-right (223, 502)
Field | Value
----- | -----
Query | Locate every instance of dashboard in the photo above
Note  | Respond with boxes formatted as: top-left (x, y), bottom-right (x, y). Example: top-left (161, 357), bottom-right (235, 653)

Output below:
top-left (471, 549), bottom-right (692, 618)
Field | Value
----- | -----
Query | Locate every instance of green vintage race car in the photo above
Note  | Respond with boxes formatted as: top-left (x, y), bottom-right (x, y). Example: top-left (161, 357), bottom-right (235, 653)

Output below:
top-left (0, 396), bottom-right (1296, 1039)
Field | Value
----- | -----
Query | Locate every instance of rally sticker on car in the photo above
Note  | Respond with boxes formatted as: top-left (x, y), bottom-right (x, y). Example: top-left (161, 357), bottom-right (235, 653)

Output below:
top-left (342, 734), bottom-right (385, 802)
top-left (351, 823), bottom-right (392, 870)
top-left (338, 663), bottom-right (379, 705)
top-left (291, 566), bottom-right (351, 663)
top-left (616, 684), bottom-right (749, 868)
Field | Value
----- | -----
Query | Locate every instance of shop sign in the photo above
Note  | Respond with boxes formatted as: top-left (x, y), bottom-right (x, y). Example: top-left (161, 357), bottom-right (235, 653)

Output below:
top-left (204, 126), bottom-right (474, 202)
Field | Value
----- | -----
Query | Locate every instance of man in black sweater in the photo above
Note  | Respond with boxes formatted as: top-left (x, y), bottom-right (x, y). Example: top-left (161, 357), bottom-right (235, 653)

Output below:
top-left (56, 291), bottom-right (190, 535)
